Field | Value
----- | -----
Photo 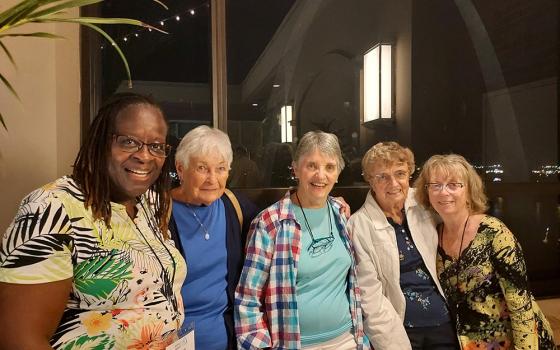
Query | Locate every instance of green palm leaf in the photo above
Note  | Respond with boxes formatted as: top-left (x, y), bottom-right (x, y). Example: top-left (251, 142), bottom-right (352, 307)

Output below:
top-left (0, 31), bottom-right (63, 38)
top-left (0, 40), bottom-right (16, 67)
top-left (0, 0), bottom-right (168, 130)
top-left (74, 251), bottom-right (133, 299)
top-left (30, 0), bottom-right (103, 19)
top-left (0, 71), bottom-right (20, 100)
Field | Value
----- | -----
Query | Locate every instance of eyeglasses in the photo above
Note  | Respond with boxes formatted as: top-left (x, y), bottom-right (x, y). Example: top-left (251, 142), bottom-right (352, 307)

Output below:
top-left (425, 182), bottom-right (464, 193)
top-left (113, 134), bottom-right (171, 158)
top-left (308, 232), bottom-right (335, 257)
top-left (370, 170), bottom-right (409, 184)
top-left (193, 164), bottom-right (230, 177)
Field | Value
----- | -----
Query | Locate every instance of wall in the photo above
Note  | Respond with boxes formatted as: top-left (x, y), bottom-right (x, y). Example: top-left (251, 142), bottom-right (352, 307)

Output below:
top-left (0, 2), bottom-right (80, 231)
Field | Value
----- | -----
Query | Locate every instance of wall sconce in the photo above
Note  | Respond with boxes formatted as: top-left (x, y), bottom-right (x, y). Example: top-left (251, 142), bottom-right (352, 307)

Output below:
top-left (280, 105), bottom-right (293, 142)
top-left (363, 43), bottom-right (394, 122)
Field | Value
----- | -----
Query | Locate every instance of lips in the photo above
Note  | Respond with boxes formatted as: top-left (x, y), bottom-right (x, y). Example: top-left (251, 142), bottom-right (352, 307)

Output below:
top-left (126, 168), bottom-right (152, 176)
top-left (311, 182), bottom-right (327, 188)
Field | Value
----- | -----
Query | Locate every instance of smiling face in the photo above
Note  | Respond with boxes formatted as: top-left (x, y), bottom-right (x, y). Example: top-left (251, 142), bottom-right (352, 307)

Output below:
top-left (293, 148), bottom-right (340, 208)
top-left (107, 104), bottom-right (167, 208)
top-left (427, 169), bottom-right (469, 218)
top-left (366, 161), bottom-right (410, 212)
top-left (176, 152), bottom-right (229, 206)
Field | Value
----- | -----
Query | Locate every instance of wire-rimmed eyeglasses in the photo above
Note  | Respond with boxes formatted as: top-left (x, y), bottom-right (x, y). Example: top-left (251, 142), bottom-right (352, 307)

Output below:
top-left (425, 182), bottom-right (464, 193)
top-left (113, 134), bottom-right (171, 158)
top-left (369, 170), bottom-right (409, 184)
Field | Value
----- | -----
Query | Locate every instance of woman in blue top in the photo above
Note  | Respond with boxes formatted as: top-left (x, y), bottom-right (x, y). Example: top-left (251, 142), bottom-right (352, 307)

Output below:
top-left (169, 126), bottom-right (258, 350)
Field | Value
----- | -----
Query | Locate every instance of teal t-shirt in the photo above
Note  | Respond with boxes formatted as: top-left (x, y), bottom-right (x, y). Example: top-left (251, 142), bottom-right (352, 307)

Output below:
top-left (292, 203), bottom-right (353, 346)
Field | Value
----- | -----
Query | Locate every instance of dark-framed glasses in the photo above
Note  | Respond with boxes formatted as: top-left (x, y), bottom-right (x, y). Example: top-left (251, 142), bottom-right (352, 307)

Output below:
top-left (113, 134), bottom-right (171, 158)
top-left (425, 182), bottom-right (464, 193)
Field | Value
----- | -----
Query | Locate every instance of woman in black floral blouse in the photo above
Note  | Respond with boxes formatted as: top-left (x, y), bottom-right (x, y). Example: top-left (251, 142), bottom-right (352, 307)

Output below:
top-left (415, 154), bottom-right (556, 349)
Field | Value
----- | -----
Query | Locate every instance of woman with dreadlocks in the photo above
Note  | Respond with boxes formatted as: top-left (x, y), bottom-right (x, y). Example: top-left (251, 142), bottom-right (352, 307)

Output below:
top-left (0, 93), bottom-right (187, 349)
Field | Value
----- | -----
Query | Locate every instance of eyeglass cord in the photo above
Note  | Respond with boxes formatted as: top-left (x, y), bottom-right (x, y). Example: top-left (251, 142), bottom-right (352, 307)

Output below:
top-left (295, 191), bottom-right (334, 246)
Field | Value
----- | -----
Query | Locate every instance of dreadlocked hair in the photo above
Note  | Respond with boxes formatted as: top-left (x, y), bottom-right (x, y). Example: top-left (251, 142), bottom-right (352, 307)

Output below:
top-left (72, 92), bottom-right (172, 237)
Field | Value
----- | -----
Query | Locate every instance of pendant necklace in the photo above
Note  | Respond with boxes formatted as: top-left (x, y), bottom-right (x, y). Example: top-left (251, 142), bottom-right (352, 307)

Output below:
top-left (186, 204), bottom-right (212, 240)
top-left (440, 214), bottom-right (470, 329)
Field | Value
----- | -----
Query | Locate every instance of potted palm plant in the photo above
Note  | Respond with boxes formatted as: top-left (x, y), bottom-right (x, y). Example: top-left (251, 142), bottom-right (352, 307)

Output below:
top-left (0, 0), bottom-right (167, 130)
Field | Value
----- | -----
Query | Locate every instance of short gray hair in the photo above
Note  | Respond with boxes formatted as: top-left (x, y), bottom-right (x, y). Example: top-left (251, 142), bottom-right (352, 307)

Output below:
top-left (294, 131), bottom-right (345, 172)
top-left (175, 125), bottom-right (233, 168)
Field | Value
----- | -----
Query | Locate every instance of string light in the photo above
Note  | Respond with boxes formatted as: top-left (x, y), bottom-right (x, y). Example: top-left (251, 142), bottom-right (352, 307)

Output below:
top-left (102, 1), bottom-right (209, 49)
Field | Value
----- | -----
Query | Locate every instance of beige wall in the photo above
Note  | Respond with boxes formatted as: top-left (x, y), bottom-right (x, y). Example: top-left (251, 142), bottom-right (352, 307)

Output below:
top-left (0, 2), bottom-right (80, 231)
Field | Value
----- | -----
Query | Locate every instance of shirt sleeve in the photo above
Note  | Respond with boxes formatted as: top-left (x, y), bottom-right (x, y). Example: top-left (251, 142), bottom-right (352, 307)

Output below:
top-left (491, 220), bottom-right (538, 349)
top-left (234, 216), bottom-right (275, 350)
top-left (348, 214), bottom-right (412, 350)
top-left (0, 188), bottom-right (74, 284)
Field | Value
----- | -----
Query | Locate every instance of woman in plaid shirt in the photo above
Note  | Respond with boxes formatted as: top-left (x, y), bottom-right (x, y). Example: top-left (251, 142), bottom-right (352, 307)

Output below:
top-left (235, 131), bottom-right (365, 350)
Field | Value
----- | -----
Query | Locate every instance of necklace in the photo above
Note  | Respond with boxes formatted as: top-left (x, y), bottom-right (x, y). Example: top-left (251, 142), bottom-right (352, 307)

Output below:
top-left (295, 192), bottom-right (335, 257)
top-left (439, 214), bottom-right (470, 329)
top-left (136, 199), bottom-right (179, 314)
top-left (185, 204), bottom-right (211, 240)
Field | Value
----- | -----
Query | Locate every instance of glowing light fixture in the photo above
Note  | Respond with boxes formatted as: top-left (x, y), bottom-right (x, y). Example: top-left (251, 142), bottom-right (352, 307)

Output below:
top-left (363, 43), bottom-right (393, 122)
top-left (280, 105), bottom-right (293, 143)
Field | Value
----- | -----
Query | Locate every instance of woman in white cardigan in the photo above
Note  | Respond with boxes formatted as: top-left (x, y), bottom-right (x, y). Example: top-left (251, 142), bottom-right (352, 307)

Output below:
top-left (348, 142), bottom-right (458, 350)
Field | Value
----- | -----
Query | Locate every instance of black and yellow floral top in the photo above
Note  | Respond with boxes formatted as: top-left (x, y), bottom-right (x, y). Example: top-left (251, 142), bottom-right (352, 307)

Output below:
top-left (437, 215), bottom-right (556, 350)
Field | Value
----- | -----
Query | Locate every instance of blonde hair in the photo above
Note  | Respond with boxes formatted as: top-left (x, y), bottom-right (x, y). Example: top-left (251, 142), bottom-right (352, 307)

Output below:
top-left (414, 154), bottom-right (488, 214)
top-left (361, 141), bottom-right (415, 181)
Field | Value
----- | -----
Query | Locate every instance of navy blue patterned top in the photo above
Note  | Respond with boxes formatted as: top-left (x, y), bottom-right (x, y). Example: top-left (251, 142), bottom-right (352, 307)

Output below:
top-left (388, 214), bottom-right (450, 328)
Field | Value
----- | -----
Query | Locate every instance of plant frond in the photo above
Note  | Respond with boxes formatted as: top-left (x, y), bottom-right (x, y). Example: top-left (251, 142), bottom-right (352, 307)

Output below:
top-left (0, 111), bottom-right (7, 131)
top-left (0, 40), bottom-right (16, 68)
top-left (30, 0), bottom-right (103, 19)
top-left (0, 71), bottom-right (20, 101)
top-left (0, 1), bottom-right (41, 29)
top-left (38, 18), bottom-right (133, 87)
top-left (152, 0), bottom-right (168, 10)
top-left (0, 32), bottom-right (63, 39)
top-left (44, 16), bottom-right (168, 34)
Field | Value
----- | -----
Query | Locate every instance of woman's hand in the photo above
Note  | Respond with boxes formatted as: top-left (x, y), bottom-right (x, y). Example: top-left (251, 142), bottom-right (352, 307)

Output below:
top-left (334, 196), bottom-right (352, 219)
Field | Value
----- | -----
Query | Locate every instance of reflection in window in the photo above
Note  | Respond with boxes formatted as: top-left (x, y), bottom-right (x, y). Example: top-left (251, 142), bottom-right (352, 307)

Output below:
top-left (280, 105), bottom-right (293, 143)
top-left (363, 43), bottom-right (393, 122)
top-left (222, 0), bottom-right (558, 295)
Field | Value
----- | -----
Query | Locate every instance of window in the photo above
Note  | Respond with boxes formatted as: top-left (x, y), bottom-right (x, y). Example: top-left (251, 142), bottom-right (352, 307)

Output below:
top-left (85, 0), bottom-right (560, 296)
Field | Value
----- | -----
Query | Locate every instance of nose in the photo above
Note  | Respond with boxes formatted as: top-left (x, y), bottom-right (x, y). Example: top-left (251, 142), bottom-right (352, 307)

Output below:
top-left (132, 144), bottom-right (152, 161)
top-left (205, 169), bottom-right (219, 182)
top-left (315, 166), bottom-right (327, 179)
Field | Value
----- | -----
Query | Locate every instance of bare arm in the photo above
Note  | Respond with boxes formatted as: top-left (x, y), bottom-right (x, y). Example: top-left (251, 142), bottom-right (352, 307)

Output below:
top-left (0, 279), bottom-right (72, 350)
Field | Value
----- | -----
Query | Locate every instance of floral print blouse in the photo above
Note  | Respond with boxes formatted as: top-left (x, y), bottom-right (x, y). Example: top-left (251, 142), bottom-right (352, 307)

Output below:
top-left (437, 215), bottom-right (556, 350)
top-left (0, 176), bottom-right (187, 349)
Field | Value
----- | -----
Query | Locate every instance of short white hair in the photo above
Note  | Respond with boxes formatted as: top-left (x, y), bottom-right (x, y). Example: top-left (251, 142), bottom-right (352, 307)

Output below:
top-left (175, 125), bottom-right (233, 168)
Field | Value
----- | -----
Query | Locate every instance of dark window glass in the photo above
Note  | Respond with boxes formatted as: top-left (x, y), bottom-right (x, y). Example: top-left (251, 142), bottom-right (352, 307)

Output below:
top-left (224, 0), bottom-right (559, 296)
top-left (99, 0), bottom-right (213, 144)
